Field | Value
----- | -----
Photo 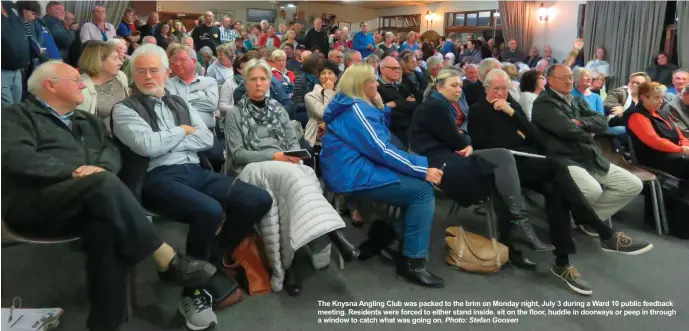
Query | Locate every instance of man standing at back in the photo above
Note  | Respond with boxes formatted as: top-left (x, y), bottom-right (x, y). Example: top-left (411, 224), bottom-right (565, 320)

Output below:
top-left (303, 17), bottom-right (329, 54)
top-left (531, 64), bottom-right (643, 233)
top-left (2, 0), bottom-right (30, 105)
top-left (43, 1), bottom-right (76, 61)
top-left (353, 22), bottom-right (375, 59)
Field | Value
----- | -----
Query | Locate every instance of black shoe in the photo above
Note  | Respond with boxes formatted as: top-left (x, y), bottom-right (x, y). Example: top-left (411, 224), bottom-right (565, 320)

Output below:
top-left (508, 249), bottom-right (537, 270)
top-left (508, 219), bottom-right (555, 252)
top-left (284, 267), bottom-right (302, 297)
top-left (551, 264), bottom-right (592, 296)
top-left (473, 202), bottom-right (487, 215)
top-left (160, 254), bottom-right (217, 288)
top-left (396, 257), bottom-right (444, 288)
top-left (601, 232), bottom-right (653, 255)
top-left (328, 229), bottom-right (360, 261)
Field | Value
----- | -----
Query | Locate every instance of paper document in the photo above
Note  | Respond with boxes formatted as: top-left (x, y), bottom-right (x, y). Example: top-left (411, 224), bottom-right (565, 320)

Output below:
top-left (509, 150), bottom-right (546, 159)
top-left (1, 308), bottom-right (63, 330)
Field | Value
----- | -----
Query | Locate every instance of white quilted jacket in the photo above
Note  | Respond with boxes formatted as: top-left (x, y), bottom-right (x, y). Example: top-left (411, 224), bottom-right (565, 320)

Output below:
top-left (238, 161), bottom-right (345, 291)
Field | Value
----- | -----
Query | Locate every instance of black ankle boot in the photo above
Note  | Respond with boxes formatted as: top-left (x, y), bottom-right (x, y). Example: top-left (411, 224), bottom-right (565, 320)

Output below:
top-left (328, 229), bottom-right (360, 261)
top-left (396, 257), bottom-right (444, 288)
top-left (284, 267), bottom-right (301, 297)
top-left (506, 197), bottom-right (555, 252)
top-left (509, 248), bottom-right (537, 270)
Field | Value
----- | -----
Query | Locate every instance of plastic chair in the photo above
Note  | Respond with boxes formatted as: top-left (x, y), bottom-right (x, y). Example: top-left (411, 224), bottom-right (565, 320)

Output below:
top-left (595, 136), bottom-right (666, 235)
top-left (1, 219), bottom-right (137, 322)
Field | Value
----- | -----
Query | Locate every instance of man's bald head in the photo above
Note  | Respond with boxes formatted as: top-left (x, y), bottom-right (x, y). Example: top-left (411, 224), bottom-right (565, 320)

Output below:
top-left (380, 56), bottom-right (402, 82)
top-left (27, 61), bottom-right (86, 111)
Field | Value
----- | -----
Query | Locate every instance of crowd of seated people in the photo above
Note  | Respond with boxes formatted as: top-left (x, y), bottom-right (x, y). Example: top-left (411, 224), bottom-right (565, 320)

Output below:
top-left (1, 3), bottom-right (686, 330)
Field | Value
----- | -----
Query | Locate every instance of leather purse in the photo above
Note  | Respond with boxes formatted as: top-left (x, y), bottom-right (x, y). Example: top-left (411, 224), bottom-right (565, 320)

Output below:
top-left (222, 235), bottom-right (271, 296)
top-left (444, 226), bottom-right (509, 273)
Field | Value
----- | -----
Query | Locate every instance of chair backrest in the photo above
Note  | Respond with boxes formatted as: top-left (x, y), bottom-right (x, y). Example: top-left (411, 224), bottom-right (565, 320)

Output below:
top-left (1, 218), bottom-right (79, 245)
top-left (626, 135), bottom-right (640, 164)
top-left (594, 135), bottom-right (656, 182)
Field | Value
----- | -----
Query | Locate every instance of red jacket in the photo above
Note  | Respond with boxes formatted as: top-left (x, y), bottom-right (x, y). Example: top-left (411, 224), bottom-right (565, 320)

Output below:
top-left (258, 34), bottom-right (281, 48)
top-left (272, 68), bottom-right (295, 83)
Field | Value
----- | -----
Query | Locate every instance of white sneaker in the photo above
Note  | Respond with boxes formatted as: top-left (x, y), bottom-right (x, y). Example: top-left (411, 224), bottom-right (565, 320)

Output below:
top-left (178, 289), bottom-right (218, 331)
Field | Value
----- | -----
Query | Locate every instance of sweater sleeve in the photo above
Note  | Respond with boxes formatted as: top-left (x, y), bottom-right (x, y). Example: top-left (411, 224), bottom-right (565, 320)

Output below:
top-left (426, 103), bottom-right (471, 151)
top-left (627, 113), bottom-right (683, 153)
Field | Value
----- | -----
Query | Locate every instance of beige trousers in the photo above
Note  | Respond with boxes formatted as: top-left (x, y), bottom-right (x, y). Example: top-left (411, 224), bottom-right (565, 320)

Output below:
top-left (568, 163), bottom-right (643, 220)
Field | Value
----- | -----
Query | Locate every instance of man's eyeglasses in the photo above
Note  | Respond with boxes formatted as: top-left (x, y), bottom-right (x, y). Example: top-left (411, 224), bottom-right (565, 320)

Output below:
top-left (551, 75), bottom-right (573, 82)
top-left (51, 77), bottom-right (84, 84)
top-left (383, 66), bottom-right (402, 71)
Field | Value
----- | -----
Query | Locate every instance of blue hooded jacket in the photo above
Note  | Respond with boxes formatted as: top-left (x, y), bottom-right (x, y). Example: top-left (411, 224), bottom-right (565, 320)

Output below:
top-left (320, 93), bottom-right (429, 193)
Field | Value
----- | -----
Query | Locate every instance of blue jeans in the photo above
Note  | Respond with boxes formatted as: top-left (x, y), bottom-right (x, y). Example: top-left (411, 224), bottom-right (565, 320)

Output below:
top-left (605, 126), bottom-right (627, 136)
top-left (349, 175), bottom-right (435, 258)
top-left (142, 164), bottom-right (272, 260)
top-left (1, 69), bottom-right (23, 105)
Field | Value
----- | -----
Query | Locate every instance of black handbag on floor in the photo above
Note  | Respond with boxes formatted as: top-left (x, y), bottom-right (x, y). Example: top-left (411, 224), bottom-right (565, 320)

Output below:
top-left (664, 192), bottom-right (689, 239)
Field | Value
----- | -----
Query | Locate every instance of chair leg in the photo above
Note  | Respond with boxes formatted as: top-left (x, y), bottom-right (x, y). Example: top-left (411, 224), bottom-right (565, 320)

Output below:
top-left (338, 251), bottom-right (345, 270)
top-left (649, 181), bottom-right (662, 236)
top-left (124, 266), bottom-right (137, 322)
top-left (654, 180), bottom-right (669, 235)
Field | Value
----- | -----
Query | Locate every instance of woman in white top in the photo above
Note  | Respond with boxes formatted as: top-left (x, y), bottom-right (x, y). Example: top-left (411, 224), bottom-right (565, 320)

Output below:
top-left (585, 47), bottom-right (610, 78)
top-left (76, 41), bottom-right (129, 133)
top-left (218, 54), bottom-right (245, 117)
top-left (205, 43), bottom-right (235, 86)
top-left (518, 69), bottom-right (546, 121)
top-left (304, 60), bottom-right (339, 147)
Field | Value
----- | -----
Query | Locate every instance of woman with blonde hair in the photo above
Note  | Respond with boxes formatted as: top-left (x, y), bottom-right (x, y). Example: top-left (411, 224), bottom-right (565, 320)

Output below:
top-left (626, 81), bottom-right (689, 179)
top-left (271, 49), bottom-right (296, 97)
top-left (502, 62), bottom-right (521, 100)
top-left (320, 64), bottom-right (444, 288)
top-left (77, 40), bottom-right (129, 132)
top-left (206, 43), bottom-right (235, 85)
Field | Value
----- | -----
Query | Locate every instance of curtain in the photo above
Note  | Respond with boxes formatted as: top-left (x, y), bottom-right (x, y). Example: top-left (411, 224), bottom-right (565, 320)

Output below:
top-left (583, 1), bottom-right (666, 87)
top-left (498, 1), bottom-right (539, 53)
top-left (677, 1), bottom-right (689, 69)
top-left (63, 1), bottom-right (130, 28)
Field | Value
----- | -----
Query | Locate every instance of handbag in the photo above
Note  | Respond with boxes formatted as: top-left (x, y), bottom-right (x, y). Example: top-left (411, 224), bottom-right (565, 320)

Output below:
top-left (221, 235), bottom-right (271, 295)
top-left (444, 226), bottom-right (509, 273)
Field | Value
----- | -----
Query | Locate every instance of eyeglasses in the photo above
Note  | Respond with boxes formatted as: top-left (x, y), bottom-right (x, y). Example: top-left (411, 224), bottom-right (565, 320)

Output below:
top-left (51, 77), bottom-right (84, 84)
top-left (383, 66), bottom-right (402, 71)
top-left (134, 68), bottom-right (162, 75)
top-left (551, 76), bottom-right (573, 82)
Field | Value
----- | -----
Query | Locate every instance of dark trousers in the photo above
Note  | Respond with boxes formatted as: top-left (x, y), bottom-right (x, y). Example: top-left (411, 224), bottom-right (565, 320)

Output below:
top-left (199, 134), bottom-right (226, 172)
top-left (512, 157), bottom-right (614, 255)
top-left (142, 164), bottom-right (272, 261)
top-left (4, 172), bottom-right (162, 331)
top-left (652, 154), bottom-right (689, 180)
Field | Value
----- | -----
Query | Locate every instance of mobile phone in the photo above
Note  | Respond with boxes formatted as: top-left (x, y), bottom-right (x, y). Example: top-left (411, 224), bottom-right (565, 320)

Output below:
top-left (283, 149), bottom-right (312, 159)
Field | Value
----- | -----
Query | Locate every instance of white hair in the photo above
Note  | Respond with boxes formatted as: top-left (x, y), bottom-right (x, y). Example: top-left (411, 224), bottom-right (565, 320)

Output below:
top-left (27, 61), bottom-right (63, 96)
top-left (573, 67), bottom-right (592, 86)
top-left (243, 58), bottom-right (272, 78)
top-left (478, 58), bottom-right (501, 81)
top-left (198, 46), bottom-right (213, 57)
top-left (143, 36), bottom-right (157, 44)
top-left (131, 44), bottom-right (169, 70)
top-left (426, 55), bottom-right (444, 69)
top-left (536, 59), bottom-right (549, 68)
top-left (483, 68), bottom-right (510, 88)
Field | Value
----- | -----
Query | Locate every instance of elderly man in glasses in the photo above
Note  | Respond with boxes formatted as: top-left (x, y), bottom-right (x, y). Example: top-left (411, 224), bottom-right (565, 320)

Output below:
top-left (1, 61), bottom-right (217, 331)
top-left (531, 64), bottom-right (644, 235)
top-left (377, 56), bottom-right (419, 148)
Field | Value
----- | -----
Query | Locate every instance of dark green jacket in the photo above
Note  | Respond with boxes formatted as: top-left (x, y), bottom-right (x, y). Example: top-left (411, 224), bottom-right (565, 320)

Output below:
top-left (1, 96), bottom-right (121, 206)
top-left (531, 88), bottom-right (610, 175)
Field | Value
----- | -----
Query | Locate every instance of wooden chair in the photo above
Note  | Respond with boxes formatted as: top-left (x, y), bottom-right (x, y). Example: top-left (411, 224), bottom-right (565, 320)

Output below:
top-left (595, 135), bottom-right (666, 235)
top-left (1, 218), bottom-right (137, 322)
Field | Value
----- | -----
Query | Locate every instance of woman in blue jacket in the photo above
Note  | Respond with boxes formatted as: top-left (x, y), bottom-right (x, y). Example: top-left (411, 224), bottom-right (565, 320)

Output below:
top-left (320, 64), bottom-right (444, 288)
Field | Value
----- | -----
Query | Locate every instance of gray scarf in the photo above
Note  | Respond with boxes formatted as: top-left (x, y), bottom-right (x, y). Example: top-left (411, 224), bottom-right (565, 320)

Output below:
top-left (237, 96), bottom-right (290, 151)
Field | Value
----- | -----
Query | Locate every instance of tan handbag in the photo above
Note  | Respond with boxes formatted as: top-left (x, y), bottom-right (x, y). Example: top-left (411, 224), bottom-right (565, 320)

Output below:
top-left (444, 226), bottom-right (509, 273)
